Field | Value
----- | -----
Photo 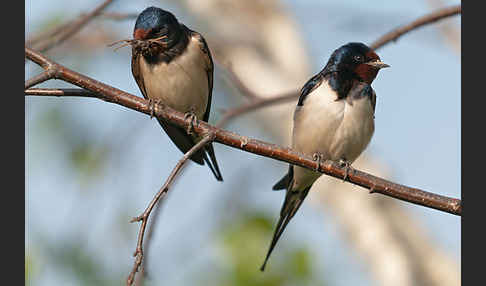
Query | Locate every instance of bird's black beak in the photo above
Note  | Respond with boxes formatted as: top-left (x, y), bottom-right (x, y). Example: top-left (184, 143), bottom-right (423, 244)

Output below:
top-left (365, 59), bottom-right (390, 69)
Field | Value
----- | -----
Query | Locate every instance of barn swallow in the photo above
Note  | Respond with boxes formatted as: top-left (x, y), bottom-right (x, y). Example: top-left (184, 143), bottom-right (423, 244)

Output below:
top-left (260, 42), bottom-right (389, 271)
top-left (131, 7), bottom-right (223, 181)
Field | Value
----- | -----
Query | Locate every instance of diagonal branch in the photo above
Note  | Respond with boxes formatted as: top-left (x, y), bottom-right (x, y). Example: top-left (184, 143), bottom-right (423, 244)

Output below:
top-left (24, 70), bottom-right (57, 89)
top-left (25, 88), bottom-right (100, 97)
top-left (126, 134), bottom-right (215, 286)
top-left (25, 47), bottom-right (461, 216)
top-left (221, 64), bottom-right (262, 100)
top-left (370, 5), bottom-right (461, 50)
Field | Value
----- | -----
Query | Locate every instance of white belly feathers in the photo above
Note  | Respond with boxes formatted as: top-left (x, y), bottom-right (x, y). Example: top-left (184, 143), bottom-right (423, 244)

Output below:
top-left (139, 36), bottom-right (209, 119)
top-left (291, 81), bottom-right (375, 190)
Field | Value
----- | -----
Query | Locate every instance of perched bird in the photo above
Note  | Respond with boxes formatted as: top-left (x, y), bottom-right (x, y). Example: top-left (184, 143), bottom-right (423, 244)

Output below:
top-left (260, 42), bottom-right (389, 271)
top-left (131, 6), bottom-right (223, 181)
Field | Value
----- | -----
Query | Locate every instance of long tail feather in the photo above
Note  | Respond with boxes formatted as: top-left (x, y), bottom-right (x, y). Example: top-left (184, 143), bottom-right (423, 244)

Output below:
top-left (260, 186), bottom-right (310, 271)
top-left (272, 166), bottom-right (294, 191)
top-left (202, 143), bottom-right (223, 181)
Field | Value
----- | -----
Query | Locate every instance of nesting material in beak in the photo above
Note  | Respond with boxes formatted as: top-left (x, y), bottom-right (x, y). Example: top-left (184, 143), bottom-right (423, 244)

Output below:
top-left (365, 60), bottom-right (390, 69)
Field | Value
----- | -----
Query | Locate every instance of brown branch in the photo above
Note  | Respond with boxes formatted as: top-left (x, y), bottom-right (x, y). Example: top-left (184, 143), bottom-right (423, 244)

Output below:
top-left (26, 0), bottom-right (115, 53)
top-left (370, 5), bottom-right (461, 50)
top-left (126, 134), bottom-right (215, 286)
top-left (25, 47), bottom-right (461, 216)
top-left (25, 88), bottom-right (100, 97)
top-left (24, 87), bottom-right (298, 129)
top-left (133, 198), bottom-right (165, 286)
top-left (24, 70), bottom-right (57, 89)
top-left (222, 64), bottom-right (262, 100)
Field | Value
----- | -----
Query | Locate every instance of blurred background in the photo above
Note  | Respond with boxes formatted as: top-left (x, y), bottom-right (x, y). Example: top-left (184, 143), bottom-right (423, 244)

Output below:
top-left (25, 0), bottom-right (460, 285)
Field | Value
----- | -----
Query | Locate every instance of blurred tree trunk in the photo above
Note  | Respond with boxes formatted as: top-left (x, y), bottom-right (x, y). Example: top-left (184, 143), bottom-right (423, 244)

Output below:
top-left (168, 0), bottom-right (460, 285)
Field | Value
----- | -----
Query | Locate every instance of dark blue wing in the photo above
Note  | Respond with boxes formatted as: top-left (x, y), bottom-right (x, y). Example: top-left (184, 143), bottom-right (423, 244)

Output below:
top-left (297, 72), bottom-right (324, 106)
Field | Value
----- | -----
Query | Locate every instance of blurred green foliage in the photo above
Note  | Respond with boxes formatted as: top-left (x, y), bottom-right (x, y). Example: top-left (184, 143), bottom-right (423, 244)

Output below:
top-left (27, 6), bottom-right (327, 285)
top-left (42, 239), bottom-right (121, 286)
top-left (35, 106), bottom-right (110, 186)
top-left (213, 212), bottom-right (326, 286)
top-left (25, 253), bottom-right (33, 284)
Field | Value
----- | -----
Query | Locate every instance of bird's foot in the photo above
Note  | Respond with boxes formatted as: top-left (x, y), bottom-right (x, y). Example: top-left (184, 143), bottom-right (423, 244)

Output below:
top-left (184, 109), bottom-right (198, 135)
top-left (148, 99), bottom-right (155, 119)
top-left (312, 152), bottom-right (324, 171)
top-left (148, 99), bottom-right (162, 119)
top-left (339, 158), bottom-right (354, 182)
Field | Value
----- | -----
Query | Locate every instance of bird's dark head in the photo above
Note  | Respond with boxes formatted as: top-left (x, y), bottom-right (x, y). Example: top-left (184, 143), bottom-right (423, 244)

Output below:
top-left (325, 42), bottom-right (389, 84)
top-left (133, 7), bottom-right (181, 42)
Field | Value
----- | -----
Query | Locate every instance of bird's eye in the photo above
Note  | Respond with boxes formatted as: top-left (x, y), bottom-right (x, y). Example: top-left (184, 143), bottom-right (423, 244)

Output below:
top-left (354, 55), bottom-right (364, 62)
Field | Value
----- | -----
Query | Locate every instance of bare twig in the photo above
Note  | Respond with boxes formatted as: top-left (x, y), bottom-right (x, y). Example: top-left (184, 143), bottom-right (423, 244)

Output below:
top-left (25, 88), bottom-right (100, 97)
top-left (133, 199), bottom-right (164, 286)
top-left (216, 91), bottom-right (298, 128)
top-left (24, 87), bottom-right (297, 129)
top-left (27, 0), bottom-right (115, 52)
top-left (26, 21), bottom-right (73, 49)
top-left (24, 70), bottom-right (57, 89)
top-left (25, 47), bottom-right (462, 216)
top-left (215, 62), bottom-right (299, 127)
top-left (370, 5), bottom-right (461, 50)
top-left (126, 134), bottom-right (215, 286)
top-left (216, 5), bottom-right (462, 127)
top-left (99, 12), bottom-right (138, 20)
top-left (222, 64), bottom-right (262, 100)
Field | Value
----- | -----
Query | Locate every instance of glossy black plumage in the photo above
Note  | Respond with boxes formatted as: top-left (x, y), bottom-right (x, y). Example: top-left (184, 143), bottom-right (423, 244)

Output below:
top-left (261, 42), bottom-right (387, 271)
top-left (131, 7), bottom-right (223, 181)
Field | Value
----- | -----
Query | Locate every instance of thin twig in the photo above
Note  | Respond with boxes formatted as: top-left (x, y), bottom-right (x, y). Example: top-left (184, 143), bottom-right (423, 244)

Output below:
top-left (24, 87), bottom-right (298, 128)
top-left (370, 5), bottom-right (461, 50)
top-left (27, 0), bottom-right (115, 53)
top-left (99, 12), bottom-right (138, 20)
top-left (25, 47), bottom-right (462, 216)
top-left (216, 91), bottom-right (298, 128)
top-left (126, 134), bottom-right (215, 286)
top-left (25, 88), bottom-right (99, 97)
top-left (24, 70), bottom-right (57, 89)
top-left (222, 64), bottom-right (262, 100)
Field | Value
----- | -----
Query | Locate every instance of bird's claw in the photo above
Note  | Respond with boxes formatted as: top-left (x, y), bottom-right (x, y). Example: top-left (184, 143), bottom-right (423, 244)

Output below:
top-left (148, 99), bottom-right (162, 119)
top-left (312, 152), bottom-right (324, 171)
top-left (184, 109), bottom-right (197, 135)
top-left (339, 159), bottom-right (353, 182)
top-left (148, 99), bottom-right (155, 119)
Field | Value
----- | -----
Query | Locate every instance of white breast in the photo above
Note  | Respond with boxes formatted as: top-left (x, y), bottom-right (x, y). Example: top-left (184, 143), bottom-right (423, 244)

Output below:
top-left (291, 81), bottom-right (375, 190)
top-left (139, 36), bottom-right (209, 119)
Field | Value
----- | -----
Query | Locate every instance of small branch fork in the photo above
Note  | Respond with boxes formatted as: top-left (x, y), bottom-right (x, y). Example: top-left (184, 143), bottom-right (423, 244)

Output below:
top-left (126, 134), bottom-right (215, 286)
